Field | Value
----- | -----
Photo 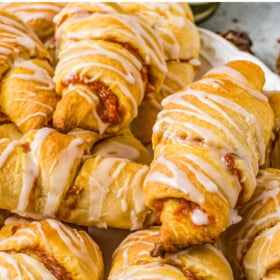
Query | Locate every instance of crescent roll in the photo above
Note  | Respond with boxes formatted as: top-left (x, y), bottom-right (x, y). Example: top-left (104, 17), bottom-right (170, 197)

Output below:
top-left (0, 127), bottom-right (151, 230)
top-left (109, 227), bottom-right (234, 280)
top-left (0, 217), bottom-right (104, 280)
top-left (53, 3), bottom-right (167, 134)
top-left (219, 168), bottom-right (280, 280)
top-left (0, 2), bottom-right (64, 42)
top-left (124, 3), bottom-right (200, 144)
top-left (145, 60), bottom-right (274, 255)
top-left (0, 11), bottom-right (59, 133)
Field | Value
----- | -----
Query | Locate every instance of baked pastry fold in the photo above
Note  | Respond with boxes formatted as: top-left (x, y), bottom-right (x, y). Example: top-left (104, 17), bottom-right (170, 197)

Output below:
top-left (218, 168), bottom-right (280, 280)
top-left (0, 217), bottom-right (104, 280)
top-left (0, 10), bottom-right (50, 77)
top-left (145, 60), bottom-right (274, 255)
top-left (109, 227), bottom-right (234, 280)
top-left (0, 127), bottom-right (151, 230)
top-left (124, 3), bottom-right (200, 144)
top-left (53, 3), bottom-right (167, 134)
top-left (0, 58), bottom-right (59, 133)
top-left (0, 10), bottom-right (59, 133)
top-left (0, 2), bottom-right (64, 42)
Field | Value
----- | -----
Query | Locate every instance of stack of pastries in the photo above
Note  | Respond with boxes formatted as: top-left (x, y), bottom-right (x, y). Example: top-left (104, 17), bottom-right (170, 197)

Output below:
top-left (0, 2), bottom-right (279, 280)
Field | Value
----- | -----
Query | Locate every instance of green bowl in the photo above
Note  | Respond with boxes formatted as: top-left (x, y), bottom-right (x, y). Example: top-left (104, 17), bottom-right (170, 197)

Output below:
top-left (189, 2), bottom-right (220, 23)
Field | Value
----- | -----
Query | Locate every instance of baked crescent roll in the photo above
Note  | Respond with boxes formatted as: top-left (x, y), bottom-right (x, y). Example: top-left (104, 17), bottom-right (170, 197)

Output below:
top-left (53, 39), bottom-right (146, 134)
top-left (0, 11), bottom-right (59, 133)
top-left (0, 10), bottom-right (50, 75)
top-left (0, 58), bottom-right (59, 133)
top-left (61, 155), bottom-right (151, 230)
top-left (145, 60), bottom-right (274, 255)
top-left (218, 168), bottom-right (280, 280)
top-left (120, 3), bottom-right (200, 61)
top-left (53, 3), bottom-right (166, 134)
top-left (0, 2), bottom-right (64, 42)
top-left (0, 217), bottom-right (104, 280)
top-left (124, 3), bottom-right (200, 144)
top-left (0, 127), bottom-right (151, 230)
top-left (109, 227), bottom-right (234, 279)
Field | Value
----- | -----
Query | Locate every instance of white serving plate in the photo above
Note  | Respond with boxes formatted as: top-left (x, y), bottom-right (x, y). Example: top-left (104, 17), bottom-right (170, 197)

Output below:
top-left (89, 28), bottom-right (280, 279)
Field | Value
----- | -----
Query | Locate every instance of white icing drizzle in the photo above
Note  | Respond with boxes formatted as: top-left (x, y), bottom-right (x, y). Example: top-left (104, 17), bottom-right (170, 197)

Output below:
top-left (1, 3), bottom-right (63, 23)
top-left (55, 40), bottom-right (142, 129)
top-left (206, 65), bottom-right (267, 101)
top-left (44, 137), bottom-right (84, 216)
top-left (87, 156), bottom-right (148, 229)
top-left (0, 140), bottom-right (18, 168)
top-left (191, 209), bottom-right (209, 225)
top-left (110, 228), bottom-right (233, 280)
top-left (0, 218), bottom-right (100, 279)
top-left (145, 153), bottom-right (205, 205)
top-left (47, 219), bottom-right (97, 267)
top-left (17, 112), bottom-right (47, 127)
top-left (12, 60), bottom-right (55, 91)
top-left (224, 169), bottom-right (280, 276)
top-left (0, 14), bottom-right (44, 59)
top-left (15, 128), bottom-right (55, 214)
top-left (62, 13), bottom-right (166, 74)
top-left (93, 141), bottom-right (140, 161)
top-left (156, 86), bottom-right (259, 179)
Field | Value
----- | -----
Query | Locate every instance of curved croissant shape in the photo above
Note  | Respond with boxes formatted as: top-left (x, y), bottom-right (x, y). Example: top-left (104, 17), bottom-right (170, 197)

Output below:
top-left (0, 58), bottom-right (59, 133)
top-left (0, 11), bottom-right (59, 133)
top-left (109, 227), bottom-right (234, 280)
top-left (218, 168), bottom-right (280, 280)
top-left (0, 217), bottom-right (104, 280)
top-left (123, 3), bottom-right (200, 144)
top-left (0, 127), bottom-right (151, 230)
top-left (144, 60), bottom-right (274, 255)
top-left (0, 10), bottom-right (50, 76)
top-left (53, 3), bottom-right (167, 134)
top-left (0, 2), bottom-right (64, 42)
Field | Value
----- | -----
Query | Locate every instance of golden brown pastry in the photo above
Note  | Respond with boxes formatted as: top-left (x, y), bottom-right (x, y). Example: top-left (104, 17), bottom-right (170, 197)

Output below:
top-left (109, 227), bottom-right (234, 279)
top-left (0, 123), bottom-right (22, 140)
top-left (0, 217), bottom-right (104, 280)
top-left (0, 58), bottom-right (59, 133)
top-left (0, 10), bottom-right (50, 77)
top-left (265, 93), bottom-right (280, 168)
top-left (0, 2), bottom-right (64, 42)
top-left (0, 127), bottom-right (151, 230)
top-left (92, 127), bottom-right (152, 165)
top-left (53, 2), bottom-right (166, 134)
top-left (122, 3), bottom-right (200, 144)
top-left (144, 60), bottom-right (274, 255)
top-left (218, 168), bottom-right (280, 280)
top-left (0, 11), bottom-right (59, 133)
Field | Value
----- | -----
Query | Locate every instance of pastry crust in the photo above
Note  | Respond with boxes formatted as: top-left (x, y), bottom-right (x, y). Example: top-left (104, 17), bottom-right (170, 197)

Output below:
top-left (0, 2), bottom-right (64, 41)
top-left (218, 168), bottom-right (280, 280)
top-left (0, 59), bottom-right (59, 133)
top-left (53, 3), bottom-right (167, 134)
top-left (109, 227), bottom-right (234, 280)
top-left (0, 10), bottom-right (59, 133)
top-left (145, 60), bottom-right (274, 255)
top-left (0, 217), bottom-right (104, 280)
top-left (0, 127), bottom-right (152, 230)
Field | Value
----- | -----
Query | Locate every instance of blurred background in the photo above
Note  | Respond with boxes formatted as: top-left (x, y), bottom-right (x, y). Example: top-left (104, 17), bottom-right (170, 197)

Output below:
top-left (190, 2), bottom-right (280, 73)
